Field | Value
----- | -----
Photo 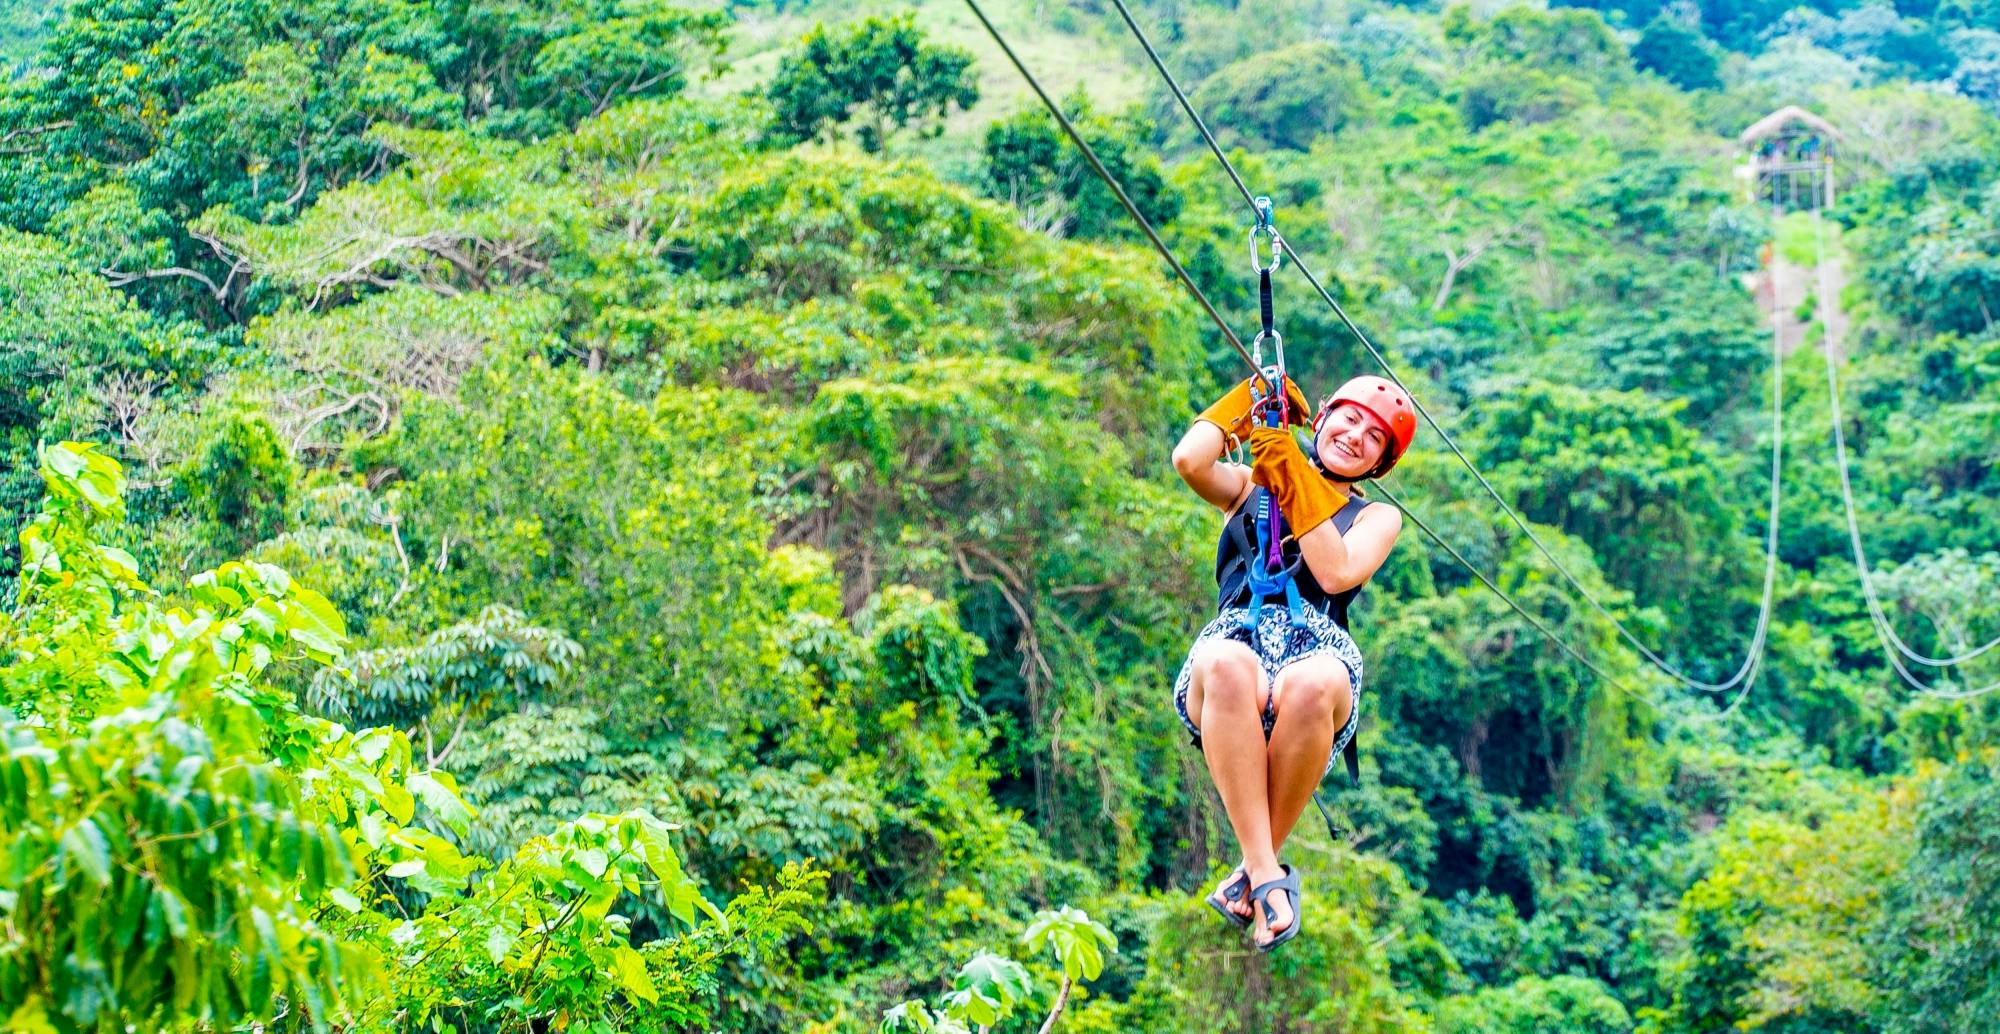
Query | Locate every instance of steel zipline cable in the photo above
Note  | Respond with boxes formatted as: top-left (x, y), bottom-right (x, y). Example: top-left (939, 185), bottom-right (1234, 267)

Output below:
top-left (1687, 189), bottom-right (1801, 722)
top-left (1102, 0), bottom-right (1783, 698)
top-left (1682, 186), bottom-right (1807, 722)
top-left (1810, 212), bottom-right (2000, 698)
top-left (1807, 209), bottom-right (2000, 672)
top-left (1370, 479), bottom-right (1636, 692)
top-left (960, 0), bottom-right (1650, 702)
top-left (954, 1), bottom-right (1265, 394)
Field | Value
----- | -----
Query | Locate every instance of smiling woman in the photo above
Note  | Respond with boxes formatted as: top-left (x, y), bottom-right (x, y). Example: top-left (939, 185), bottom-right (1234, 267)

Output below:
top-left (1167, 372), bottom-right (1414, 953)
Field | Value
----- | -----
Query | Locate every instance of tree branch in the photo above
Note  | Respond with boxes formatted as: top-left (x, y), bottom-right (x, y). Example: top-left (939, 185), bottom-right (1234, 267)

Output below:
top-left (376, 510), bottom-right (415, 610)
top-left (1037, 975), bottom-right (1072, 1034)
top-left (1049, 579), bottom-right (1120, 598)
top-left (290, 390), bottom-right (392, 452)
top-left (0, 120), bottom-right (73, 155)
top-left (431, 705), bottom-right (476, 767)
top-left (100, 265), bottom-right (227, 300)
top-left (284, 127), bottom-right (315, 208)
top-left (1430, 227), bottom-right (1515, 312)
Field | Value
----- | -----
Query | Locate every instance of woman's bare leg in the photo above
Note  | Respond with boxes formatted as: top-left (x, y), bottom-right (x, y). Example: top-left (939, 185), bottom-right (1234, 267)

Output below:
top-left (1185, 640), bottom-right (1273, 922)
top-left (1253, 656), bottom-right (1352, 944)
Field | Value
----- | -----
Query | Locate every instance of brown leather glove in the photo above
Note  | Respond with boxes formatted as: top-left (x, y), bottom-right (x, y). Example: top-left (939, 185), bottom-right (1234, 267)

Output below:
top-left (1195, 374), bottom-right (1313, 441)
top-left (1248, 425), bottom-right (1350, 537)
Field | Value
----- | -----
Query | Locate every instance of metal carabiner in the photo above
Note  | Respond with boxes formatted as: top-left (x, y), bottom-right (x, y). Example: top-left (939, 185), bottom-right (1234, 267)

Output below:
top-left (1251, 331), bottom-right (1271, 369)
top-left (1248, 353), bottom-right (1286, 410)
top-left (1246, 354), bottom-right (1291, 432)
top-left (1250, 333), bottom-right (1287, 396)
top-left (1248, 196), bottom-right (1284, 275)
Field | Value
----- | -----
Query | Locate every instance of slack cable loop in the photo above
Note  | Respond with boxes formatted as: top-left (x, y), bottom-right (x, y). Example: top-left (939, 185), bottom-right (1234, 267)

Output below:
top-left (1810, 213), bottom-right (2000, 698)
top-left (1372, 479), bottom-right (1650, 701)
top-left (1106, 0), bottom-right (1780, 698)
top-left (1686, 187), bottom-right (1796, 724)
top-left (1807, 220), bottom-right (2000, 670)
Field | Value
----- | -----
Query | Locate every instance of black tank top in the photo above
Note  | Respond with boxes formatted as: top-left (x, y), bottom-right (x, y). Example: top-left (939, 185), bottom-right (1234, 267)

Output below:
top-left (1214, 492), bottom-right (1373, 628)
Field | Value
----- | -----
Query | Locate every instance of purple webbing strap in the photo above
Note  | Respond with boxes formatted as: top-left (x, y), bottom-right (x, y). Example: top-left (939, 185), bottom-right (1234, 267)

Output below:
top-left (1265, 495), bottom-right (1283, 567)
top-left (1263, 393), bottom-right (1286, 568)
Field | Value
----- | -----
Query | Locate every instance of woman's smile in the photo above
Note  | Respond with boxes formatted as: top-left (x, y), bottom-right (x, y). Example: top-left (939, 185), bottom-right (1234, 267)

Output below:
top-left (1315, 403), bottom-right (1390, 476)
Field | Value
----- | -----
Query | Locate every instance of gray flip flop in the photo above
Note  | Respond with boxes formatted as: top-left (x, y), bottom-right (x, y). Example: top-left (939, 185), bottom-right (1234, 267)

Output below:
top-left (1250, 864), bottom-right (1302, 953)
top-left (1205, 869), bottom-right (1252, 929)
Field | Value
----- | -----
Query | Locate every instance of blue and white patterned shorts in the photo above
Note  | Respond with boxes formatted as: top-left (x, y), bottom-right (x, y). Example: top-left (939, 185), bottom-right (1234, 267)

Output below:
top-left (1171, 603), bottom-right (1364, 778)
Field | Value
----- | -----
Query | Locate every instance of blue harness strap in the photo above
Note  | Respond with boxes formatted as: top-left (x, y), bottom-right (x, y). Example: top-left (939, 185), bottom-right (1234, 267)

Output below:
top-left (1239, 366), bottom-right (1309, 633)
top-left (1239, 488), bottom-right (1308, 632)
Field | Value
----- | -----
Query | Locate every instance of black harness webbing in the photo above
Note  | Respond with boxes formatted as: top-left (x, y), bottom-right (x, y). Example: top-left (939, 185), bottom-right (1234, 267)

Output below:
top-left (1259, 266), bottom-right (1275, 341)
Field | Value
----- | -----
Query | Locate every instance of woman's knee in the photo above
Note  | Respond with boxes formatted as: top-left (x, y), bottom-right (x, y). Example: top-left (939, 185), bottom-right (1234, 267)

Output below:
top-left (1275, 661), bottom-right (1352, 725)
top-left (1192, 641), bottom-right (1263, 710)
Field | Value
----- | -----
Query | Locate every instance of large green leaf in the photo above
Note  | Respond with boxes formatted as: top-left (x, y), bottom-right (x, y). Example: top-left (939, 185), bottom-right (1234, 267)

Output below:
top-left (407, 770), bottom-right (476, 837)
top-left (1022, 906), bottom-right (1116, 982)
top-left (612, 944), bottom-right (658, 1004)
top-left (943, 951), bottom-right (1031, 1027)
top-left (58, 818), bottom-right (112, 888)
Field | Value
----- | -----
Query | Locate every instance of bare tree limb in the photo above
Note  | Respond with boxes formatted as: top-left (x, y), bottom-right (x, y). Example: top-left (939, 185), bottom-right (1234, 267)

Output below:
top-left (431, 705), bottom-right (475, 766)
top-left (0, 120), bottom-right (73, 155)
top-left (100, 265), bottom-right (228, 300)
top-left (1049, 580), bottom-right (1120, 597)
top-left (374, 509), bottom-right (415, 611)
top-left (1431, 229), bottom-right (1512, 312)
top-left (284, 129), bottom-right (315, 208)
top-left (290, 390), bottom-right (391, 452)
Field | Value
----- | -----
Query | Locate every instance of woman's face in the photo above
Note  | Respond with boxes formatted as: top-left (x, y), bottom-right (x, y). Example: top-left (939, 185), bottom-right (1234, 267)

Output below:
top-left (1314, 402), bottom-right (1391, 479)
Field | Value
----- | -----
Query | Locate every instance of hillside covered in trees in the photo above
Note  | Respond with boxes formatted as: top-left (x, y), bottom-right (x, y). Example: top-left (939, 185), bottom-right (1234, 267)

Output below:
top-left (1, 0), bottom-right (1998, 1031)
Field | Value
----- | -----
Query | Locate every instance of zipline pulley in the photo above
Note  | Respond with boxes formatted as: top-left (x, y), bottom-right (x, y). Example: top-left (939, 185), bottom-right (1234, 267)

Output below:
top-left (1248, 196), bottom-right (1283, 274)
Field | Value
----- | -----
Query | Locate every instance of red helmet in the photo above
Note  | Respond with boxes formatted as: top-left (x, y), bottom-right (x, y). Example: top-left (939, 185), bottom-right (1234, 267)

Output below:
top-left (1314, 375), bottom-right (1418, 473)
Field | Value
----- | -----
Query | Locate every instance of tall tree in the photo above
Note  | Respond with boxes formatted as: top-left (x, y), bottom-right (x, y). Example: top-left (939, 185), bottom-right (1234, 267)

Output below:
top-left (765, 14), bottom-right (978, 152)
top-left (1632, 17), bottom-right (1723, 90)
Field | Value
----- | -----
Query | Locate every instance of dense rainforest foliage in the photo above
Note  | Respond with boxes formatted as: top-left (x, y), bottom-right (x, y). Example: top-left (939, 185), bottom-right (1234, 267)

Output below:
top-left (2, 0), bottom-right (1997, 1030)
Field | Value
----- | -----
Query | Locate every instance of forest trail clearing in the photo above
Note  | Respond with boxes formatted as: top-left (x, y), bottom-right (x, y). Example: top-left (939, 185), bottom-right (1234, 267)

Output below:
top-left (1756, 244), bottom-right (1848, 358)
